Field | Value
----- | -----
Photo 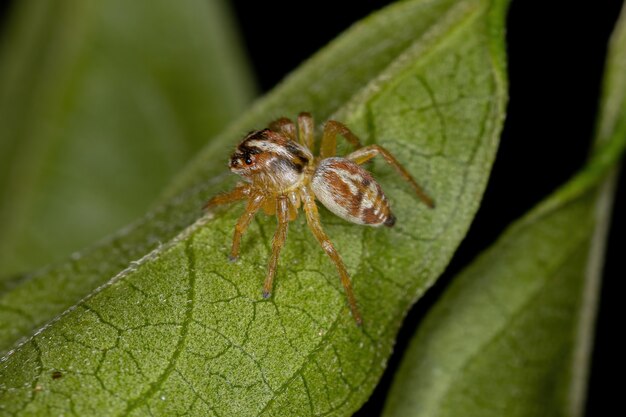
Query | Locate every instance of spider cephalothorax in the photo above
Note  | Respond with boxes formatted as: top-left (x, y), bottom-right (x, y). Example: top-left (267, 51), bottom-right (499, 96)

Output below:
top-left (229, 129), bottom-right (313, 191)
top-left (205, 113), bottom-right (434, 324)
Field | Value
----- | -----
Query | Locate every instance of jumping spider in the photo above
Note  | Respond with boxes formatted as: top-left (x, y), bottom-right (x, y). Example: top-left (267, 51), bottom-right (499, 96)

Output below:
top-left (205, 113), bottom-right (434, 324)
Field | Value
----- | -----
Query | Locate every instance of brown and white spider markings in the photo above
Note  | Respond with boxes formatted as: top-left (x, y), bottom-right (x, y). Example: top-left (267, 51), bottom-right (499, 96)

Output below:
top-left (204, 112), bottom-right (434, 324)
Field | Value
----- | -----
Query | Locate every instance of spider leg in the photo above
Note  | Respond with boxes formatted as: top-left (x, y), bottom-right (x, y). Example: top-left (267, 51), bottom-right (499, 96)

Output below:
top-left (319, 120), bottom-right (363, 159)
top-left (262, 195), bottom-right (290, 298)
top-left (302, 188), bottom-right (362, 325)
top-left (203, 184), bottom-right (250, 210)
top-left (346, 145), bottom-right (435, 208)
top-left (297, 112), bottom-right (315, 149)
top-left (269, 117), bottom-right (297, 141)
top-left (229, 193), bottom-right (265, 262)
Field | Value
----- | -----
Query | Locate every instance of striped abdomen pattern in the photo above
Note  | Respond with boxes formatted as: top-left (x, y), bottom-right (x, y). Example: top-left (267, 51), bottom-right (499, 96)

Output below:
top-left (311, 157), bottom-right (395, 227)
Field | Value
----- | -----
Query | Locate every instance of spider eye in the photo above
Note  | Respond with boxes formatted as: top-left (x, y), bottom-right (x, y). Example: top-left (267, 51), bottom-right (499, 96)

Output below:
top-left (244, 157), bottom-right (253, 165)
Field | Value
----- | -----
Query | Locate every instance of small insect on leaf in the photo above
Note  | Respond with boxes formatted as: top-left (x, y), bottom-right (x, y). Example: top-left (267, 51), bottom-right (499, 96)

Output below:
top-left (204, 113), bottom-right (434, 324)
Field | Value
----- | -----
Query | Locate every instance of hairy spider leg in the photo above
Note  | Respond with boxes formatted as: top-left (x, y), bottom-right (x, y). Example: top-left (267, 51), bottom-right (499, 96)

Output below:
top-left (347, 145), bottom-right (435, 208)
top-left (319, 120), bottom-right (363, 159)
top-left (263, 195), bottom-right (290, 298)
top-left (302, 187), bottom-right (363, 325)
top-left (229, 193), bottom-right (265, 262)
top-left (296, 112), bottom-right (315, 150)
top-left (269, 117), bottom-right (297, 141)
top-left (203, 184), bottom-right (251, 210)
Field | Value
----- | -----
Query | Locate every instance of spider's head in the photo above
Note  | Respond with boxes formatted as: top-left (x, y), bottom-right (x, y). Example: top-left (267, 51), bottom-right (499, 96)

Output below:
top-left (229, 129), bottom-right (312, 190)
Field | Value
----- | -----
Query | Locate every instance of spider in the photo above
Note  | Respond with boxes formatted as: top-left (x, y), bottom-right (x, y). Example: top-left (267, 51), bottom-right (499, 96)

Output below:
top-left (204, 113), bottom-right (434, 324)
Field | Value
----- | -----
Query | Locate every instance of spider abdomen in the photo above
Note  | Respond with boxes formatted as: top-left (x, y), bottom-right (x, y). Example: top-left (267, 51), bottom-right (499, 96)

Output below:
top-left (311, 157), bottom-right (395, 227)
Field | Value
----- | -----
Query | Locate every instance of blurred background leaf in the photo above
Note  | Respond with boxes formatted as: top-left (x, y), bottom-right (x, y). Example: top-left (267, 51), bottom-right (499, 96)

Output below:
top-left (381, 3), bottom-right (626, 415)
top-left (0, 0), bottom-right (255, 278)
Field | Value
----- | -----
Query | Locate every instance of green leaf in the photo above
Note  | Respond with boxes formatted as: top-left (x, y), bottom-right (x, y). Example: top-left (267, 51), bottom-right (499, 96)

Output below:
top-left (0, 0), bottom-right (255, 277)
top-left (0, 0), bottom-right (508, 415)
top-left (382, 4), bottom-right (626, 416)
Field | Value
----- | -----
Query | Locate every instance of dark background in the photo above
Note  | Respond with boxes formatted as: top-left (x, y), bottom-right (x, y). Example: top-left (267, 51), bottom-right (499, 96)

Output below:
top-left (1, 0), bottom-right (622, 415)
top-left (229, 1), bottom-right (623, 415)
